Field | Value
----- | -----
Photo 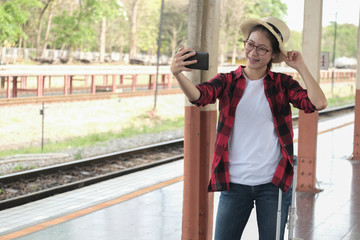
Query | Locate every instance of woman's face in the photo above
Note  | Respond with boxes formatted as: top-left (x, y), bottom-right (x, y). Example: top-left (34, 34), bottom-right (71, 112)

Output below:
top-left (245, 30), bottom-right (278, 71)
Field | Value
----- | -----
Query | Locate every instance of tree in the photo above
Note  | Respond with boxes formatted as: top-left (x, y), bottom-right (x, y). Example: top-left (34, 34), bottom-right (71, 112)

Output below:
top-left (137, 0), bottom-right (163, 59)
top-left (218, 0), bottom-right (246, 65)
top-left (0, 0), bottom-right (293, 65)
top-left (286, 30), bottom-right (302, 53)
top-left (51, 0), bottom-right (120, 62)
top-left (52, 10), bottom-right (89, 62)
top-left (244, 0), bottom-right (287, 19)
top-left (105, 2), bottom-right (129, 63)
top-left (123, 0), bottom-right (140, 59)
top-left (36, 0), bottom-right (55, 59)
top-left (218, 0), bottom-right (287, 65)
top-left (88, 0), bottom-right (121, 62)
top-left (162, 0), bottom-right (188, 57)
top-left (322, 23), bottom-right (358, 60)
top-left (0, 0), bottom-right (41, 46)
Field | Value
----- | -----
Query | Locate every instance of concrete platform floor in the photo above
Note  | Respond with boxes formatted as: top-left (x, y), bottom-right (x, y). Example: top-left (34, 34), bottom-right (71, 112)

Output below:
top-left (0, 112), bottom-right (358, 240)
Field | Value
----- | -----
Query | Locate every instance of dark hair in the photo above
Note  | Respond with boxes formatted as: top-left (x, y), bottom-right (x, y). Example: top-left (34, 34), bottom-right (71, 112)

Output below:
top-left (247, 25), bottom-right (280, 69)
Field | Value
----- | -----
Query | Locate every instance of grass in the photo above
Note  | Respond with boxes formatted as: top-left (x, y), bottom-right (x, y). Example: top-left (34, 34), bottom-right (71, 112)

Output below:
top-left (0, 92), bottom-right (355, 158)
top-left (13, 164), bottom-right (27, 172)
top-left (326, 95), bottom-right (355, 107)
top-left (0, 115), bottom-right (185, 158)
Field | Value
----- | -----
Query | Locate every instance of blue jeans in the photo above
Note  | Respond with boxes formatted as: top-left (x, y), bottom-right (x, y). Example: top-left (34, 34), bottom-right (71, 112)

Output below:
top-left (214, 182), bottom-right (292, 240)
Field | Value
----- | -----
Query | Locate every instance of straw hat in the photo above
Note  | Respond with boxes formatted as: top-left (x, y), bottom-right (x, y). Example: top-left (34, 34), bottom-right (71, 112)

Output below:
top-left (240, 16), bottom-right (290, 63)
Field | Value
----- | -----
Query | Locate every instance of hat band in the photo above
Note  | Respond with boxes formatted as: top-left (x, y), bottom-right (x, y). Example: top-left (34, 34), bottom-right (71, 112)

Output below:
top-left (266, 22), bottom-right (283, 42)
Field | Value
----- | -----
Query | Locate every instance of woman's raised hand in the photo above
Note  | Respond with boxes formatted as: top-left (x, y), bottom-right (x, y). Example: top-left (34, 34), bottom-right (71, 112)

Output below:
top-left (282, 51), bottom-right (305, 71)
top-left (170, 46), bottom-right (197, 75)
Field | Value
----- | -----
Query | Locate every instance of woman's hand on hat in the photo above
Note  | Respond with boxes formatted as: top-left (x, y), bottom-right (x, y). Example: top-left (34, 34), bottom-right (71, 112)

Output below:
top-left (283, 51), bottom-right (305, 71)
top-left (170, 46), bottom-right (197, 76)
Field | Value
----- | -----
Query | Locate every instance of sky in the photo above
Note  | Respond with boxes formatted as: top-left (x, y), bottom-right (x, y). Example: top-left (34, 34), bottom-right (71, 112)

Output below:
top-left (282, 0), bottom-right (360, 32)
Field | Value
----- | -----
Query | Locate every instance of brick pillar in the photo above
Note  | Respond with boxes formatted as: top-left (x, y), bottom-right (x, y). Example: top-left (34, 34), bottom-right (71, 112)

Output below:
top-left (181, 1), bottom-right (219, 239)
top-left (352, 11), bottom-right (360, 160)
top-left (297, 0), bottom-right (323, 192)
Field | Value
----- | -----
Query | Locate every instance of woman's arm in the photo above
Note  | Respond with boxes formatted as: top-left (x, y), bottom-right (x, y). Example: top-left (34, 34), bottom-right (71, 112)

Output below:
top-left (170, 46), bottom-right (201, 102)
top-left (283, 51), bottom-right (327, 110)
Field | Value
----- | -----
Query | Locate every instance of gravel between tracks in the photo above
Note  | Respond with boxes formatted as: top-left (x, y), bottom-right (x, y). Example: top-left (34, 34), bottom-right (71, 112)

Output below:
top-left (0, 94), bottom-right (186, 175)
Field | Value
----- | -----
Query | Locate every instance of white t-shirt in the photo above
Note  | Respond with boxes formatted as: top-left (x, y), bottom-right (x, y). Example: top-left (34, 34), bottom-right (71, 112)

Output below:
top-left (228, 75), bottom-right (282, 186)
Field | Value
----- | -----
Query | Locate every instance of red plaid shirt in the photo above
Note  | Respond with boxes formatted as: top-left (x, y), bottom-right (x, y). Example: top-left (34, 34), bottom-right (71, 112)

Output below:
top-left (191, 66), bottom-right (316, 192)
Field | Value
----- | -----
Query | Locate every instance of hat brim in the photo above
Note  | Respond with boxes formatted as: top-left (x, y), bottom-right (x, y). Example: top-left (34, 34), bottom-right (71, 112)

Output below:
top-left (240, 19), bottom-right (287, 63)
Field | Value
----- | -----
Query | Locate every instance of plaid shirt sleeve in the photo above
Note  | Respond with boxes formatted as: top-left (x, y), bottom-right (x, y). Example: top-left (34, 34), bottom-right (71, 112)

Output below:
top-left (190, 73), bottom-right (228, 106)
top-left (288, 76), bottom-right (317, 112)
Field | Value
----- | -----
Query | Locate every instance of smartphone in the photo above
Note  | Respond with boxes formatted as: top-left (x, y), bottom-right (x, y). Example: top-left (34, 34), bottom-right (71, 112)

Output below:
top-left (184, 51), bottom-right (209, 70)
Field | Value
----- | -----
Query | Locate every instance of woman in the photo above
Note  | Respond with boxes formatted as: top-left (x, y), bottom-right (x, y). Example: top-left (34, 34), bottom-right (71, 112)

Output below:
top-left (170, 16), bottom-right (327, 240)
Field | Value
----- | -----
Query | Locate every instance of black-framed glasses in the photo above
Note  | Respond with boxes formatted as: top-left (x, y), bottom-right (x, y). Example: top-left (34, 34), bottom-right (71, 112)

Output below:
top-left (244, 41), bottom-right (271, 56)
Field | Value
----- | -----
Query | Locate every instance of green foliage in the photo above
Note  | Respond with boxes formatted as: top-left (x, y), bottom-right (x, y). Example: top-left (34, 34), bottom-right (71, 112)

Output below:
top-left (51, 0), bottom-right (121, 51)
top-left (243, 0), bottom-right (287, 20)
top-left (13, 164), bottom-right (26, 172)
top-left (322, 23), bottom-right (358, 59)
top-left (286, 30), bottom-right (302, 52)
top-left (74, 151), bottom-right (82, 160)
top-left (137, 0), bottom-right (161, 54)
top-left (52, 10), bottom-right (87, 48)
top-left (2, 0), bottom-right (357, 64)
top-left (161, 0), bottom-right (188, 55)
top-left (0, 0), bottom-right (41, 45)
top-left (82, 0), bottom-right (121, 21)
top-left (218, 0), bottom-right (287, 64)
top-left (271, 22), bottom-right (358, 60)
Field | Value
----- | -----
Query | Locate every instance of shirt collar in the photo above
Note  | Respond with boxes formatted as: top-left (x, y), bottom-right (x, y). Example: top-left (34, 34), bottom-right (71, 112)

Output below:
top-left (235, 65), bottom-right (276, 82)
top-left (233, 65), bottom-right (244, 79)
top-left (266, 68), bottom-right (275, 81)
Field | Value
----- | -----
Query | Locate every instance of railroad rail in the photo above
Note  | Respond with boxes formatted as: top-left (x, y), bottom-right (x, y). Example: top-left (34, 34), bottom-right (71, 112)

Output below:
top-left (0, 139), bottom-right (184, 210)
top-left (0, 104), bottom-right (355, 210)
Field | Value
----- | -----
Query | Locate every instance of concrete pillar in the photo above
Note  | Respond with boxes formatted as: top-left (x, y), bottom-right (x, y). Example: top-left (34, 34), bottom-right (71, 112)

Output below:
top-left (352, 9), bottom-right (360, 160)
top-left (297, 0), bottom-right (323, 192)
top-left (182, 1), bottom-right (219, 239)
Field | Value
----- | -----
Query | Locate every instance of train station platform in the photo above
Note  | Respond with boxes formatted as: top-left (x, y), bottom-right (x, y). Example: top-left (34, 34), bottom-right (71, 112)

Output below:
top-left (0, 111), bottom-right (358, 240)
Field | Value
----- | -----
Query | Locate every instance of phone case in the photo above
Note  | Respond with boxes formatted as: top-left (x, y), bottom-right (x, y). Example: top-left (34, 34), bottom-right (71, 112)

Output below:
top-left (185, 51), bottom-right (209, 70)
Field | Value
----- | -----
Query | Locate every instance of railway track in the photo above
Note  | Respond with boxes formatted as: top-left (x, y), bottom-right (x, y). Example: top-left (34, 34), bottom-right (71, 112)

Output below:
top-left (0, 139), bottom-right (183, 210)
top-left (0, 104), bottom-right (355, 210)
